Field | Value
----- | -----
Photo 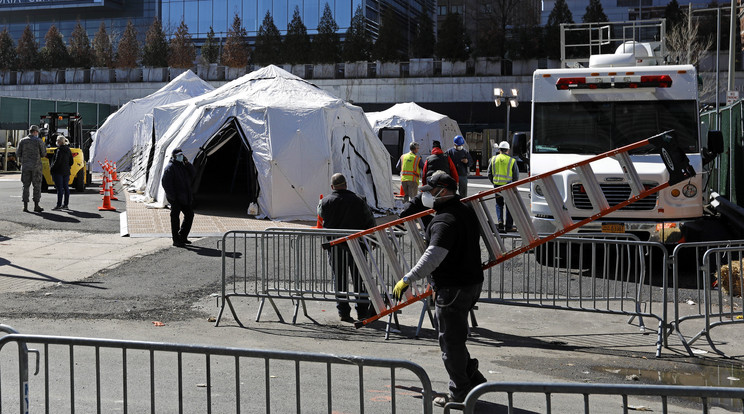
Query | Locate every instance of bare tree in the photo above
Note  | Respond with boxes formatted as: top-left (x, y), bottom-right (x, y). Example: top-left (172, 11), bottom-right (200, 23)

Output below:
top-left (666, 17), bottom-right (715, 101)
top-left (465, 0), bottom-right (522, 58)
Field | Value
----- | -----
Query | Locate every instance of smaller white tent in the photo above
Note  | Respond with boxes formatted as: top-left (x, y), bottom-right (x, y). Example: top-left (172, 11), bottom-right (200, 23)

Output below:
top-left (365, 102), bottom-right (462, 161)
top-left (89, 70), bottom-right (214, 171)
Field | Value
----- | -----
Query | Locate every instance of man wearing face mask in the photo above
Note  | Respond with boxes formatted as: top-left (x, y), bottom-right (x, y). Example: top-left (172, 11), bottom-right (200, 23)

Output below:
top-left (446, 135), bottom-right (473, 196)
top-left (391, 170), bottom-right (486, 407)
top-left (161, 148), bottom-right (196, 247)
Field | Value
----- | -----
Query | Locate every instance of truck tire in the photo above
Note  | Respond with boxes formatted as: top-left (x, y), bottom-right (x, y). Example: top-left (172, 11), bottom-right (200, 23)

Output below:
top-left (74, 169), bottom-right (85, 192)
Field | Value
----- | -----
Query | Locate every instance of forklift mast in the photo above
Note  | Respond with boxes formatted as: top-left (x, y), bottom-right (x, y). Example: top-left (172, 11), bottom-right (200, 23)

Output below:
top-left (40, 112), bottom-right (84, 150)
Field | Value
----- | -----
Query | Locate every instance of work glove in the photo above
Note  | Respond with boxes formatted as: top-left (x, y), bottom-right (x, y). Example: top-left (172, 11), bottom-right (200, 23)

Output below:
top-left (393, 279), bottom-right (410, 301)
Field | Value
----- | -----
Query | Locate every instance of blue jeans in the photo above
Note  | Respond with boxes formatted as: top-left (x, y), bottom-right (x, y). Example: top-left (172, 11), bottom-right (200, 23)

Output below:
top-left (52, 174), bottom-right (70, 207)
top-left (435, 282), bottom-right (486, 401)
top-left (495, 189), bottom-right (512, 229)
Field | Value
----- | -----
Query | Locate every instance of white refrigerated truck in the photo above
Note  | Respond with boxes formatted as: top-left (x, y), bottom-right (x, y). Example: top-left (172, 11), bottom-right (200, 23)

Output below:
top-left (529, 22), bottom-right (720, 244)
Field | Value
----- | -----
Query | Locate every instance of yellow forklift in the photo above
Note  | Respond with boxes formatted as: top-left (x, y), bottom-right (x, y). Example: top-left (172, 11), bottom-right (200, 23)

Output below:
top-left (39, 112), bottom-right (90, 192)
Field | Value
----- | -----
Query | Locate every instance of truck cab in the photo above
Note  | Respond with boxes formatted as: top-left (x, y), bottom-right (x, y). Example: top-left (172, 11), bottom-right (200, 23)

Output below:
top-left (529, 20), bottom-right (715, 244)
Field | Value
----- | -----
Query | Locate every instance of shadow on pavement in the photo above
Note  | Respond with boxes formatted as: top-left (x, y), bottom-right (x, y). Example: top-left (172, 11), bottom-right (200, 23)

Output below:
top-left (38, 212), bottom-right (80, 223)
top-left (66, 210), bottom-right (106, 219)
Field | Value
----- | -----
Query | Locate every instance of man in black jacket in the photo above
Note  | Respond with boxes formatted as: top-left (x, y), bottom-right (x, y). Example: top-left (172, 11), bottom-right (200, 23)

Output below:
top-left (319, 173), bottom-right (376, 322)
top-left (392, 171), bottom-right (486, 406)
top-left (161, 148), bottom-right (196, 247)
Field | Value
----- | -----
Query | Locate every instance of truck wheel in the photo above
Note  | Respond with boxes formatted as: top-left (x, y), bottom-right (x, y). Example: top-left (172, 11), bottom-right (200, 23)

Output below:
top-left (74, 170), bottom-right (85, 192)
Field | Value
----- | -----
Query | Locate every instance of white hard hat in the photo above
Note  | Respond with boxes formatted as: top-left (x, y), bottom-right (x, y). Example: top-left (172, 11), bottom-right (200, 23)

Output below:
top-left (498, 141), bottom-right (510, 150)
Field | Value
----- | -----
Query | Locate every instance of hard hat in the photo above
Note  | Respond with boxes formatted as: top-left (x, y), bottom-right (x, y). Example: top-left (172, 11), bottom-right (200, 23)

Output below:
top-left (498, 141), bottom-right (510, 150)
top-left (28, 125), bottom-right (39, 132)
top-left (453, 135), bottom-right (465, 146)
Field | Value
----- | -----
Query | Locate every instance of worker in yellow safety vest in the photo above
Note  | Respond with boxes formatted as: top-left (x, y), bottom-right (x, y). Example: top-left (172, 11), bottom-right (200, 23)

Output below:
top-left (487, 141), bottom-right (519, 232)
top-left (396, 142), bottom-right (424, 203)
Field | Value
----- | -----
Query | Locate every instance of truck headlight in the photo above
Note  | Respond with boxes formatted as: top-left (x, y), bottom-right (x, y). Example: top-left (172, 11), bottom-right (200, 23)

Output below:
top-left (682, 184), bottom-right (697, 198)
top-left (534, 184), bottom-right (543, 197)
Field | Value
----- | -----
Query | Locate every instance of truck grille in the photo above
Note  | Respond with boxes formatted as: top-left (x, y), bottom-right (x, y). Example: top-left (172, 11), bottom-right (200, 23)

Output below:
top-left (571, 183), bottom-right (658, 211)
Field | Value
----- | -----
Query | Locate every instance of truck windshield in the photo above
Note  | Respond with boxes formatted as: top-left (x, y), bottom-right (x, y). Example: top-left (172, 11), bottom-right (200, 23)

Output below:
top-left (533, 100), bottom-right (699, 154)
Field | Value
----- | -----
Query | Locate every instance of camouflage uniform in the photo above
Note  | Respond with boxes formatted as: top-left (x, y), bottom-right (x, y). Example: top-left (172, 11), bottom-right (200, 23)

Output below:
top-left (16, 133), bottom-right (46, 205)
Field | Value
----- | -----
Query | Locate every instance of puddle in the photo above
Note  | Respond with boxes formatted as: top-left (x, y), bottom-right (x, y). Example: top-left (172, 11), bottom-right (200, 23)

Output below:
top-left (594, 365), bottom-right (743, 411)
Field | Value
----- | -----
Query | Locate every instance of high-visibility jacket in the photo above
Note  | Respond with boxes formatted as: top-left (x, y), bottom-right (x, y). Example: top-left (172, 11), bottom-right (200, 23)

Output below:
top-left (400, 152), bottom-right (422, 183)
top-left (489, 153), bottom-right (516, 186)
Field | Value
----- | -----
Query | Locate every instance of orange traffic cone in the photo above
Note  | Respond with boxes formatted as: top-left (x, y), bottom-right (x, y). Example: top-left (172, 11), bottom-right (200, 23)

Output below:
top-left (108, 174), bottom-right (118, 201)
top-left (98, 170), bottom-right (116, 211)
top-left (315, 194), bottom-right (324, 228)
top-left (475, 160), bottom-right (481, 176)
top-left (111, 162), bottom-right (119, 181)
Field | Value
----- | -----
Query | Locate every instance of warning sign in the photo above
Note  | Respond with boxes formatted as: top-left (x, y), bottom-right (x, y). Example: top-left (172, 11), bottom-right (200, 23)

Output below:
top-left (727, 90), bottom-right (739, 106)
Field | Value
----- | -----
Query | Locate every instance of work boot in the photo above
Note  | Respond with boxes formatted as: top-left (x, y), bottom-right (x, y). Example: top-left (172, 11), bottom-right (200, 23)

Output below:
top-left (23, 202), bottom-right (28, 212)
top-left (33, 203), bottom-right (44, 213)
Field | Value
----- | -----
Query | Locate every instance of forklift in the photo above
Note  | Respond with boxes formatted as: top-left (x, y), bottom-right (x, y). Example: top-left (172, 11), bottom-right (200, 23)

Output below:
top-left (39, 112), bottom-right (91, 192)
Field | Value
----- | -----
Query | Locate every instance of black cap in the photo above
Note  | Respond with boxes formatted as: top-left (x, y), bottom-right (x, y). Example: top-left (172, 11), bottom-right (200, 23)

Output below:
top-left (432, 140), bottom-right (441, 148)
top-left (420, 171), bottom-right (457, 192)
top-left (172, 148), bottom-right (183, 156)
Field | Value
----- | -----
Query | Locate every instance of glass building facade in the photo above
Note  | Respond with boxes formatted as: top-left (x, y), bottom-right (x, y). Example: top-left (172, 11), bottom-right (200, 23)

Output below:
top-left (0, 0), bottom-right (433, 51)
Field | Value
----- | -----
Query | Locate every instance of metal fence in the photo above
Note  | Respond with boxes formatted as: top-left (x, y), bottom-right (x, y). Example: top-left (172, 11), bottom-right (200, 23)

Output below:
top-left (669, 241), bottom-right (744, 357)
top-left (480, 235), bottom-right (670, 356)
top-left (217, 228), bottom-right (386, 326)
top-left (445, 382), bottom-right (744, 414)
top-left (0, 325), bottom-right (433, 414)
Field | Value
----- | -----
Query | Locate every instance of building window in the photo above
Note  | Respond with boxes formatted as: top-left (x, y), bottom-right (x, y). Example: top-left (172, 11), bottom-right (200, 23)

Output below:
top-left (451, 5), bottom-right (463, 15)
top-left (438, 5), bottom-right (448, 16)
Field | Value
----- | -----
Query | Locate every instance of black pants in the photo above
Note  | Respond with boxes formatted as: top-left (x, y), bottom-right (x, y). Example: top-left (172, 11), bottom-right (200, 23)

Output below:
top-left (329, 244), bottom-right (370, 317)
top-left (169, 200), bottom-right (194, 243)
top-left (435, 282), bottom-right (486, 401)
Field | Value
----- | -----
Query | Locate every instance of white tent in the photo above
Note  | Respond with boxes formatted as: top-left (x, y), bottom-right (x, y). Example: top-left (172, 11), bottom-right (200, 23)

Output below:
top-left (139, 65), bottom-right (393, 221)
top-left (89, 70), bottom-right (214, 171)
top-left (365, 102), bottom-right (462, 161)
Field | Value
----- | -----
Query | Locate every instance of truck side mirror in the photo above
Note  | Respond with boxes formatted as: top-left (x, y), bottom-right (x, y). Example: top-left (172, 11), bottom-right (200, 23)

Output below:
top-left (707, 130), bottom-right (723, 155)
top-left (512, 133), bottom-right (527, 156)
top-left (702, 130), bottom-right (724, 165)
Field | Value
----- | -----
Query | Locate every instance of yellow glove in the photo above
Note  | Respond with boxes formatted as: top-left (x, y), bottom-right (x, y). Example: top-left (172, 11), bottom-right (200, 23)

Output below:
top-left (393, 279), bottom-right (410, 300)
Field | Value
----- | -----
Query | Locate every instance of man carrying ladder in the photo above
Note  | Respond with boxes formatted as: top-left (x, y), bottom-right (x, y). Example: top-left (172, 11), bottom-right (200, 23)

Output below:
top-left (392, 171), bottom-right (487, 407)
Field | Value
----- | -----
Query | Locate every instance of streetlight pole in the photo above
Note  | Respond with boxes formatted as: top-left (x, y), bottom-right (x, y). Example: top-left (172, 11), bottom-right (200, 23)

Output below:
top-left (494, 88), bottom-right (519, 143)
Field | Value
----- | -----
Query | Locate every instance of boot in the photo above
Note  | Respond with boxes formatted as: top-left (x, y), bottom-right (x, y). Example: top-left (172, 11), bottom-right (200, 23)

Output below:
top-left (23, 202), bottom-right (28, 212)
top-left (33, 202), bottom-right (43, 213)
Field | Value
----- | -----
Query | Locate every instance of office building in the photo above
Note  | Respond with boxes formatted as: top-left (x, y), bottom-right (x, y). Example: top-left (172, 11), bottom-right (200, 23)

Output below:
top-left (0, 0), bottom-right (434, 52)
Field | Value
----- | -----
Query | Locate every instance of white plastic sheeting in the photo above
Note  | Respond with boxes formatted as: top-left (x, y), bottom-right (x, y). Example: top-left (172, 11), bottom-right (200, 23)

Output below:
top-left (365, 102), bottom-right (462, 158)
top-left (138, 65), bottom-right (393, 221)
top-left (89, 70), bottom-right (214, 171)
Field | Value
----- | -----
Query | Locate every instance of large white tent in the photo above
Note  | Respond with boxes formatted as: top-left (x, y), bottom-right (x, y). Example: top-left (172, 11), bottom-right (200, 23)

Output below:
top-left (365, 102), bottom-right (462, 162)
top-left (137, 65), bottom-right (394, 221)
top-left (89, 70), bottom-right (214, 171)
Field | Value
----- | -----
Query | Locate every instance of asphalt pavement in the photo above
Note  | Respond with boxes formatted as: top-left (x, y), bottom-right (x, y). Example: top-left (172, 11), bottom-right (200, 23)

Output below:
top-left (1, 171), bottom-right (743, 413)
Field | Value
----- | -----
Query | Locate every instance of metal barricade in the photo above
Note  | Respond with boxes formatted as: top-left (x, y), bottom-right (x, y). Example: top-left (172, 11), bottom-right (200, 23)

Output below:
top-left (216, 228), bottom-right (362, 326)
top-left (670, 241), bottom-right (744, 356)
top-left (446, 382), bottom-right (744, 414)
top-left (0, 327), bottom-right (433, 414)
top-left (479, 235), bottom-right (670, 356)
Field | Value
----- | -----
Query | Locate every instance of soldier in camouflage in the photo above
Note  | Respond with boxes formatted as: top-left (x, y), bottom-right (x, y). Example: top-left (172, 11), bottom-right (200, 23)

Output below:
top-left (16, 125), bottom-right (46, 212)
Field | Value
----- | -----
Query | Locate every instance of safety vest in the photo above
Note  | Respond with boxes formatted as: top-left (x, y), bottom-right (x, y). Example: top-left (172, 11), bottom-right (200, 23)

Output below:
top-left (400, 152), bottom-right (421, 183)
top-left (489, 153), bottom-right (516, 186)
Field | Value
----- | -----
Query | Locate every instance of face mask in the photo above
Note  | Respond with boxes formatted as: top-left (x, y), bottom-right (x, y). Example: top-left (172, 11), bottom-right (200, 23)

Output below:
top-left (421, 191), bottom-right (435, 208)
top-left (456, 145), bottom-right (463, 150)
top-left (175, 154), bottom-right (184, 163)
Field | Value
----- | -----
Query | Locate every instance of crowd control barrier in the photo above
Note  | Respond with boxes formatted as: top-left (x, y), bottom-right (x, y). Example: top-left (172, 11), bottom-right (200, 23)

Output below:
top-left (479, 235), bottom-right (670, 356)
top-left (0, 326), bottom-right (433, 414)
top-left (446, 382), bottom-right (744, 414)
top-left (670, 241), bottom-right (744, 357)
top-left (216, 228), bottom-right (393, 327)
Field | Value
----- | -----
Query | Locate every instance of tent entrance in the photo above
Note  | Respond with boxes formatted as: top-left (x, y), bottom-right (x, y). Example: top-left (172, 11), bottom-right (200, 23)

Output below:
top-left (378, 127), bottom-right (404, 172)
top-left (192, 117), bottom-right (258, 215)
